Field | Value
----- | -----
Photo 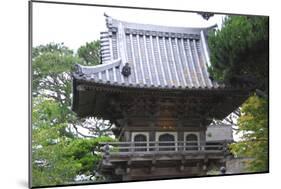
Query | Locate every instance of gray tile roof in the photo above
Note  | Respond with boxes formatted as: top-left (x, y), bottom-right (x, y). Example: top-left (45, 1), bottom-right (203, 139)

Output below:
top-left (73, 15), bottom-right (221, 89)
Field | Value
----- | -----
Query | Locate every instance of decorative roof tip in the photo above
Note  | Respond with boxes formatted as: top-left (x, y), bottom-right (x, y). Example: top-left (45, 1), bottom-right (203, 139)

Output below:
top-left (198, 12), bottom-right (215, 20)
top-left (104, 12), bottom-right (109, 17)
top-left (121, 63), bottom-right (131, 77)
top-left (73, 64), bottom-right (83, 76)
top-left (104, 13), bottom-right (113, 28)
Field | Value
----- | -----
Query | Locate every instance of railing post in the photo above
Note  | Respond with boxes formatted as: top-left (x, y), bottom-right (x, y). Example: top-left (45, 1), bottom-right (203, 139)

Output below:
top-left (178, 141), bottom-right (181, 152)
top-left (103, 143), bottom-right (111, 165)
top-left (201, 142), bottom-right (205, 152)
top-left (156, 141), bottom-right (159, 152)
top-left (131, 141), bottom-right (134, 153)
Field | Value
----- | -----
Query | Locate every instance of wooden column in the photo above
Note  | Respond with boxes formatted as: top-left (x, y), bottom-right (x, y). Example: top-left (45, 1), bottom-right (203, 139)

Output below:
top-left (199, 121), bottom-right (207, 151)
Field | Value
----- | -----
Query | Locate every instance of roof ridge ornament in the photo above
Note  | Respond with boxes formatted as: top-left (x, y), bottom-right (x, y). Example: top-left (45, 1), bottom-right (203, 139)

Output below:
top-left (104, 12), bottom-right (109, 17)
top-left (121, 63), bottom-right (131, 77)
top-left (74, 64), bottom-right (83, 76)
top-left (104, 12), bottom-right (113, 29)
top-left (198, 12), bottom-right (214, 20)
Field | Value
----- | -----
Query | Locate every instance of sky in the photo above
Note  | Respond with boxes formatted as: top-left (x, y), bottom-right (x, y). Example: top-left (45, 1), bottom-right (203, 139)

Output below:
top-left (33, 2), bottom-right (225, 51)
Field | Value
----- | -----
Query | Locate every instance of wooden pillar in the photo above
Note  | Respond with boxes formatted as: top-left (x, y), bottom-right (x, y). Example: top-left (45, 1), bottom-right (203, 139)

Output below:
top-left (122, 112), bottom-right (131, 142)
top-left (124, 131), bottom-right (130, 142)
top-left (148, 106), bottom-right (156, 142)
top-left (199, 121), bottom-right (207, 151)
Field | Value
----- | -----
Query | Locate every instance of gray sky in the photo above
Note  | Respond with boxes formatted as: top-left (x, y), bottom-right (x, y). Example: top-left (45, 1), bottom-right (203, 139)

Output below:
top-left (33, 3), bottom-right (225, 51)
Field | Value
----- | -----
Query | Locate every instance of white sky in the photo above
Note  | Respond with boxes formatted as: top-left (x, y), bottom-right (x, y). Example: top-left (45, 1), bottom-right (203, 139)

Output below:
top-left (33, 2), bottom-right (225, 51)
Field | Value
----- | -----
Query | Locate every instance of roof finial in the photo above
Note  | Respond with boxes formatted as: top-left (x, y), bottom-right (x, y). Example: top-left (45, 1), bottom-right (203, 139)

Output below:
top-left (198, 12), bottom-right (214, 20)
top-left (121, 63), bottom-right (131, 77)
top-left (104, 13), bottom-right (113, 28)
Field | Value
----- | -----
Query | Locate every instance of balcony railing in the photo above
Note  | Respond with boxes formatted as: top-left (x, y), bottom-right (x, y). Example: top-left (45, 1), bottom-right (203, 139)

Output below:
top-left (100, 141), bottom-right (226, 155)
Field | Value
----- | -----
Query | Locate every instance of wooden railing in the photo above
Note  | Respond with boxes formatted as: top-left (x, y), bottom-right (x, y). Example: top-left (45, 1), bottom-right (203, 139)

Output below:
top-left (100, 141), bottom-right (226, 155)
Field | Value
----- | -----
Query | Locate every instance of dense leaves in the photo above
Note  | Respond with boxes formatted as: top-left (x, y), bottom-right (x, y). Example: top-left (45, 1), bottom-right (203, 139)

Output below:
top-left (78, 41), bottom-right (101, 65)
top-left (208, 16), bottom-right (269, 94)
top-left (229, 95), bottom-right (268, 172)
top-left (32, 41), bottom-right (115, 187)
top-left (208, 16), bottom-right (269, 172)
top-left (32, 43), bottom-right (78, 106)
top-left (65, 136), bottom-right (115, 174)
top-left (32, 98), bottom-right (80, 186)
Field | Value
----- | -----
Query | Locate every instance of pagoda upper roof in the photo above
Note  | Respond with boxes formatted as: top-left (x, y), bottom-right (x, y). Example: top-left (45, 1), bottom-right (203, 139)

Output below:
top-left (73, 15), bottom-right (222, 90)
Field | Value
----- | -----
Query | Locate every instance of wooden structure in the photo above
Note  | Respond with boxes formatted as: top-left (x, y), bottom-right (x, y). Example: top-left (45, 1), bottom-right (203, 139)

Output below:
top-left (72, 15), bottom-right (251, 181)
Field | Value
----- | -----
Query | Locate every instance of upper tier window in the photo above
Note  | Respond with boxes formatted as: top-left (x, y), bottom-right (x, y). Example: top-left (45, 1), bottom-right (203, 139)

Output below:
top-left (132, 133), bottom-right (148, 152)
top-left (185, 133), bottom-right (199, 151)
top-left (159, 133), bottom-right (175, 151)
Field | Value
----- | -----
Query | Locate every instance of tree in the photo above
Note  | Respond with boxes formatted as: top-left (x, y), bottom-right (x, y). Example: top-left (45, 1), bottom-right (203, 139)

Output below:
top-left (229, 95), bottom-right (268, 172)
top-left (32, 43), bottom-right (78, 106)
top-left (208, 16), bottom-right (269, 172)
top-left (78, 41), bottom-right (101, 65)
top-left (208, 16), bottom-right (269, 97)
top-left (32, 42), bottom-right (112, 137)
top-left (32, 98), bottom-right (115, 186)
top-left (32, 42), bottom-right (114, 187)
top-left (32, 98), bottom-right (81, 186)
top-left (33, 41), bottom-right (101, 105)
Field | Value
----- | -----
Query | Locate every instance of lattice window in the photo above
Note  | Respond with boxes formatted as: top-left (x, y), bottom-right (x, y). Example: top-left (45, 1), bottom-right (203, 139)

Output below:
top-left (185, 133), bottom-right (199, 151)
top-left (132, 133), bottom-right (148, 152)
top-left (158, 133), bottom-right (175, 151)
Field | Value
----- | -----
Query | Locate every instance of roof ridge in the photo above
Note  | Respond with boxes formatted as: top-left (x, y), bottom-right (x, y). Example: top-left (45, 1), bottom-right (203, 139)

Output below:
top-left (104, 13), bottom-right (217, 34)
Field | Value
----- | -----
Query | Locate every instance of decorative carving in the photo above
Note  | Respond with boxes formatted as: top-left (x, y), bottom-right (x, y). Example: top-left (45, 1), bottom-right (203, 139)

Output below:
top-left (74, 64), bottom-right (83, 76)
top-left (198, 12), bottom-right (214, 20)
top-left (121, 63), bottom-right (131, 77)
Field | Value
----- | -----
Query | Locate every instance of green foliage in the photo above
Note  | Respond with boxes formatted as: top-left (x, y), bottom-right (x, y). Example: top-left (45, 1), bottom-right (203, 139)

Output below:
top-left (31, 42), bottom-right (114, 187)
top-left (32, 98), bottom-right (115, 186)
top-left (208, 15), bottom-right (269, 172)
top-left (208, 16), bottom-right (269, 91)
top-left (32, 43), bottom-right (74, 58)
top-left (77, 41), bottom-right (100, 66)
top-left (32, 43), bottom-right (80, 106)
top-left (33, 98), bottom-right (68, 125)
top-left (32, 98), bottom-right (80, 186)
top-left (65, 136), bottom-right (115, 173)
top-left (229, 95), bottom-right (268, 172)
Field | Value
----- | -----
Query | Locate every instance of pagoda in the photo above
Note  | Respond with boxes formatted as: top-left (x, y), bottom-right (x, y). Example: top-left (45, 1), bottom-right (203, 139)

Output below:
top-left (72, 15), bottom-right (251, 181)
